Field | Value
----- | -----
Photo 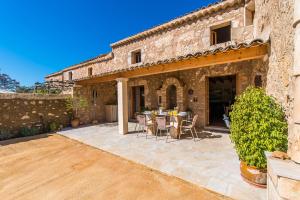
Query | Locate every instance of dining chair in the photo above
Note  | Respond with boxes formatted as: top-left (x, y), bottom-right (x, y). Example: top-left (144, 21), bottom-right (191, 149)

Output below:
top-left (179, 114), bottom-right (198, 141)
top-left (155, 116), bottom-right (172, 142)
top-left (136, 115), bottom-right (153, 138)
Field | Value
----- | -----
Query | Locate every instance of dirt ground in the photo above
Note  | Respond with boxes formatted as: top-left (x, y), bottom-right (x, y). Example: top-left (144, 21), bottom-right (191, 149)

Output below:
top-left (0, 134), bottom-right (230, 200)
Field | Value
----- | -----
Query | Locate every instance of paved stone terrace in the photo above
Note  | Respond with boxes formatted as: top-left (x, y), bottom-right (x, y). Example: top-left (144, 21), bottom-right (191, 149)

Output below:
top-left (58, 123), bottom-right (266, 200)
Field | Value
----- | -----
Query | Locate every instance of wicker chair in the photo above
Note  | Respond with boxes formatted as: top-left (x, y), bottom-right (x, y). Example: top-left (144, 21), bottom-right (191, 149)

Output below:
top-left (179, 115), bottom-right (198, 141)
top-left (155, 116), bottom-right (172, 141)
top-left (136, 115), bottom-right (153, 138)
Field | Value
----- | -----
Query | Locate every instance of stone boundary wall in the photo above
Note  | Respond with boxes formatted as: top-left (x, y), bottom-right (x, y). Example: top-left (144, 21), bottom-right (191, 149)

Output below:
top-left (0, 93), bottom-right (71, 139)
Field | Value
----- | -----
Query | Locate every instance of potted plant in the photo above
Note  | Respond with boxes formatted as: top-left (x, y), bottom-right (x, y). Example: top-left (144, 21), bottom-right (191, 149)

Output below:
top-left (230, 87), bottom-right (288, 188)
top-left (66, 96), bottom-right (88, 128)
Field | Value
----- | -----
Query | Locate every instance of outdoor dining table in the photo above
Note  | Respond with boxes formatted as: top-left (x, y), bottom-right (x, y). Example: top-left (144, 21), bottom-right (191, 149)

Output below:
top-left (143, 112), bottom-right (188, 139)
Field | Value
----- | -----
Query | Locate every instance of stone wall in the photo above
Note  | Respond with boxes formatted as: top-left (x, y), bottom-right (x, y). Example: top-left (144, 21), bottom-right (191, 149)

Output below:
top-left (111, 5), bottom-right (247, 72)
top-left (76, 59), bottom-right (268, 127)
top-left (0, 93), bottom-right (70, 139)
top-left (254, 0), bottom-right (295, 119)
top-left (266, 153), bottom-right (300, 200)
top-left (254, 0), bottom-right (298, 162)
top-left (73, 82), bottom-right (117, 124)
top-left (129, 58), bottom-right (268, 127)
top-left (46, 1), bottom-right (254, 83)
top-left (254, 1), bottom-right (300, 198)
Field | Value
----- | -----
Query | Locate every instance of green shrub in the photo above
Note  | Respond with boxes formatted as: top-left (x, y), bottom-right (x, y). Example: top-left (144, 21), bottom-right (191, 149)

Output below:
top-left (65, 96), bottom-right (88, 120)
top-left (230, 87), bottom-right (288, 169)
top-left (49, 122), bottom-right (59, 132)
top-left (20, 127), bottom-right (39, 137)
top-left (0, 129), bottom-right (13, 141)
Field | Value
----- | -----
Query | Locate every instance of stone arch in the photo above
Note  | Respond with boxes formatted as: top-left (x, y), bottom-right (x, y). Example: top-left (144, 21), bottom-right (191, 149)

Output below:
top-left (160, 77), bottom-right (185, 111)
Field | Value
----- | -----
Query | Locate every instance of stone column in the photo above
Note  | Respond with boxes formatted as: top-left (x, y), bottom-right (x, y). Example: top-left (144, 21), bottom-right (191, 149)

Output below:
top-left (116, 78), bottom-right (129, 135)
top-left (290, 0), bottom-right (300, 163)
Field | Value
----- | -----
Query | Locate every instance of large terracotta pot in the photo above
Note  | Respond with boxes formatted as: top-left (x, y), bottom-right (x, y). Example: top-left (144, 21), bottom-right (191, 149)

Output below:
top-left (71, 118), bottom-right (80, 128)
top-left (240, 161), bottom-right (267, 188)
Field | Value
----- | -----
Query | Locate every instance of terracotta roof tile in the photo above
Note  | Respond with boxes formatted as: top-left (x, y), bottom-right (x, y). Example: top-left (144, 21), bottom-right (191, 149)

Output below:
top-left (74, 39), bottom-right (268, 82)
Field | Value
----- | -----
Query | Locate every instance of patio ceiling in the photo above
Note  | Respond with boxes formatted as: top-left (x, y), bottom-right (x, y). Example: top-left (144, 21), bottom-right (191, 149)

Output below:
top-left (76, 40), bottom-right (268, 85)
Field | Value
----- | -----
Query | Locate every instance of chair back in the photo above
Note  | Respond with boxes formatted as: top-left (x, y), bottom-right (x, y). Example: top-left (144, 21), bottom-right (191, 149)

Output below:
top-left (145, 113), bottom-right (152, 122)
top-left (191, 115), bottom-right (198, 128)
top-left (156, 116), bottom-right (166, 130)
top-left (169, 115), bottom-right (177, 124)
top-left (137, 115), bottom-right (146, 126)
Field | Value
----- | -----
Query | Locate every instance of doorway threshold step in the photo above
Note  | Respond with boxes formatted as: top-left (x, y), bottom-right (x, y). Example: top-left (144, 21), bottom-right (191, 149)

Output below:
top-left (204, 126), bottom-right (230, 133)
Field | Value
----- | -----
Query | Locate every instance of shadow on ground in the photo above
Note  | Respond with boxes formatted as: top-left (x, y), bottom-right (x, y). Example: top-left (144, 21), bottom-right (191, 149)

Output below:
top-left (0, 134), bottom-right (51, 146)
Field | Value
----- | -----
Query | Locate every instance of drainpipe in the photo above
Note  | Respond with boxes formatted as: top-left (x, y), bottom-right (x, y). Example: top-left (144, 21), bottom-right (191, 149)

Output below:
top-left (290, 0), bottom-right (300, 163)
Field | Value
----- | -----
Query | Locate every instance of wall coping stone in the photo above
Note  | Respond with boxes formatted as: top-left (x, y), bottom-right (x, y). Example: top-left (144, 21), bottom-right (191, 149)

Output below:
top-left (266, 152), bottom-right (300, 181)
top-left (0, 93), bottom-right (70, 100)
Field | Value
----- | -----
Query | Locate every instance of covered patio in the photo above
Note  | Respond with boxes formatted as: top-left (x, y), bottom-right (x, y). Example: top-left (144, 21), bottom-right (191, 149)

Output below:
top-left (58, 122), bottom-right (266, 200)
top-left (74, 40), bottom-right (269, 135)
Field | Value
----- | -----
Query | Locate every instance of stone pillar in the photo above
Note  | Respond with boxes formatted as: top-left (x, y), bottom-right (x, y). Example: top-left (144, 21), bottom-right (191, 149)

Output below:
top-left (116, 78), bottom-right (129, 135)
top-left (290, 0), bottom-right (300, 163)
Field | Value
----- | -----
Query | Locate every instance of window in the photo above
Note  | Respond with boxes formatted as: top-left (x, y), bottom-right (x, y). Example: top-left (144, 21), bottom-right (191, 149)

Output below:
top-left (131, 50), bottom-right (142, 64)
top-left (211, 23), bottom-right (231, 45)
top-left (88, 67), bottom-right (93, 76)
top-left (68, 71), bottom-right (73, 81)
top-left (158, 96), bottom-right (162, 105)
top-left (254, 75), bottom-right (262, 87)
top-left (91, 89), bottom-right (98, 104)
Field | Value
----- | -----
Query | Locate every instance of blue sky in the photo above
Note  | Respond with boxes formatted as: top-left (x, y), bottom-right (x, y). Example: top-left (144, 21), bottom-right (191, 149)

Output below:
top-left (0, 0), bottom-right (218, 86)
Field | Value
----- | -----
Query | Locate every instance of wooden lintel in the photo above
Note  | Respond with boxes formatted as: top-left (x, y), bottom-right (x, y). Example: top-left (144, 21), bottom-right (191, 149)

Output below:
top-left (77, 45), bottom-right (268, 85)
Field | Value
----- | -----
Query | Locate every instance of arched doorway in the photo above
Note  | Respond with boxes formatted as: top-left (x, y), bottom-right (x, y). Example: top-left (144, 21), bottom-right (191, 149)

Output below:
top-left (167, 85), bottom-right (177, 109)
top-left (158, 77), bottom-right (185, 111)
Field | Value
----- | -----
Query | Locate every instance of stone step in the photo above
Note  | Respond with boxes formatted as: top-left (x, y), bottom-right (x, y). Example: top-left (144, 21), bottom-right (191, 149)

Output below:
top-left (203, 126), bottom-right (230, 133)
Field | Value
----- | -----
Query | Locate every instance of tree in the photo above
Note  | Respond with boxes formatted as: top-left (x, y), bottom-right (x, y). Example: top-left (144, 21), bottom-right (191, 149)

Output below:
top-left (15, 85), bottom-right (34, 93)
top-left (0, 71), bottom-right (20, 92)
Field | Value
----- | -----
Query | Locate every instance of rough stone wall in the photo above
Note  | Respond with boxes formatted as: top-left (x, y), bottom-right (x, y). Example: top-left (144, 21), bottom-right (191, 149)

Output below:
top-left (0, 94), bottom-right (70, 138)
top-left (254, 0), bottom-right (295, 159)
top-left (254, 0), bottom-right (294, 118)
top-left (73, 82), bottom-right (117, 124)
top-left (46, 72), bottom-right (63, 82)
top-left (127, 58), bottom-right (267, 127)
top-left (267, 155), bottom-right (300, 200)
top-left (46, 2), bottom-right (255, 82)
top-left (111, 5), bottom-right (247, 71)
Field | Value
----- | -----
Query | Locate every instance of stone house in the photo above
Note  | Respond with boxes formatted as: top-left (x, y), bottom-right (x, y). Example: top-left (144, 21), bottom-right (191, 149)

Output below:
top-left (46, 0), bottom-right (300, 198)
top-left (47, 0), bottom-right (268, 128)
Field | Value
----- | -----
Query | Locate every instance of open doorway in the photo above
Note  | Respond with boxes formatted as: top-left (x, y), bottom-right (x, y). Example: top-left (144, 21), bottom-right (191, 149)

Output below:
top-left (166, 85), bottom-right (177, 109)
top-left (208, 75), bottom-right (236, 127)
top-left (131, 86), bottom-right (145, 118)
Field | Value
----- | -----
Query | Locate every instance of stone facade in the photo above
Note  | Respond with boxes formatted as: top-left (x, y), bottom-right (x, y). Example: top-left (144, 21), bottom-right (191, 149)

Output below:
top-left (254, 0), bottom-right (300, 198)
top-left (254, 0), bottom-right (295, 119)
top-left (0, 94), bottom-right (70, 139)
top-left (46, 0), bottom-right (254, 83)
top-left (76, 59), bottom-right (268, 127)
top-left (291, 0), bottom-right (300, 164)
top-left (73, 82), bottom-right (117, 124)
